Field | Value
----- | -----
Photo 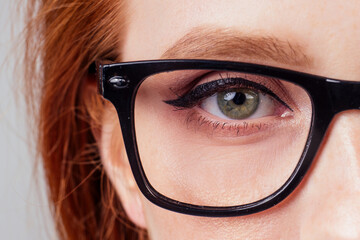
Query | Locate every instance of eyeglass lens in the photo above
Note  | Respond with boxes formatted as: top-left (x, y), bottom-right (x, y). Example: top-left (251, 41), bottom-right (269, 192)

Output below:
top-left (134, 69), bottom-right (312, 207)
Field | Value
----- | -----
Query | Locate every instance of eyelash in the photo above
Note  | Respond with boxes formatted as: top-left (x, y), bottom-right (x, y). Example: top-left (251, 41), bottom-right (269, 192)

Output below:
top-left (183, 110), bottom-right (279, 137)
top-left (164, 76), bottom-right (292, 111)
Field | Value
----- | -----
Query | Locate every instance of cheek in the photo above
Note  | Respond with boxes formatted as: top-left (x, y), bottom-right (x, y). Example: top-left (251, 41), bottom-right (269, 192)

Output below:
top-left (141, 194), bottom-right (300, 240)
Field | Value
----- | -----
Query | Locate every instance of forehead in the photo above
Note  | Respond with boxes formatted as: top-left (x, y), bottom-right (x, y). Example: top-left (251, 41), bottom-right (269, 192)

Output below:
top-left (122, 0), bottom-right (360, 80)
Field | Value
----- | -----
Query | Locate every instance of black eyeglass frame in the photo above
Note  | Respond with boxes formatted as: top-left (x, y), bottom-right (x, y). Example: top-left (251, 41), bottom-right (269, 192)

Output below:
top-left (97, 59), bottom-right (360, 217)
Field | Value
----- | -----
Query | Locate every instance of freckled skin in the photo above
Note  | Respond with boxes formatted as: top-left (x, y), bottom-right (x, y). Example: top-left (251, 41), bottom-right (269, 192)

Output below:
top-left (100, 1), bottom-right (360, 239)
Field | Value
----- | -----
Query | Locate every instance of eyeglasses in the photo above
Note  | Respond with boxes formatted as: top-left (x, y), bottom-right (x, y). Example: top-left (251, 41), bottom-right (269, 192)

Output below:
top-left (96, 59), bottom-right (360, 217)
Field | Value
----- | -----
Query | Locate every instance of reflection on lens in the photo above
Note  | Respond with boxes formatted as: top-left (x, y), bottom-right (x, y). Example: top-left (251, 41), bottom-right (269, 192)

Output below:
top-left (134, 70), bottom-right (312, 207)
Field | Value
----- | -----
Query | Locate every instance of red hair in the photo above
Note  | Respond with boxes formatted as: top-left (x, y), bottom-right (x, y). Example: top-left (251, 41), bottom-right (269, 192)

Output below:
top-left (24, 0), bottom-right (147, 239)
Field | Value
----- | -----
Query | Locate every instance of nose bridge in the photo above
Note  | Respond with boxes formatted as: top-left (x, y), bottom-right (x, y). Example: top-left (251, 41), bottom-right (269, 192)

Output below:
top-left (325, 79), bottom-right (360, 113)
top-left (314, 110), bottom-right (360, 194)
top-left (299, 110), bottom-right (360, 238)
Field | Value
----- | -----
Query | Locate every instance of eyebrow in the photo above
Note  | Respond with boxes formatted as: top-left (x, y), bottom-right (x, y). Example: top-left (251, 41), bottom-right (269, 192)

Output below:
top-left (161, 27), bottom-right (313, 68)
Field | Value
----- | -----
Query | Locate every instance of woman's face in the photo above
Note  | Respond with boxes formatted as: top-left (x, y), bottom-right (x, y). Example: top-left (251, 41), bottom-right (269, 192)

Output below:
top-left (101, 1), bottom-right (360, 239)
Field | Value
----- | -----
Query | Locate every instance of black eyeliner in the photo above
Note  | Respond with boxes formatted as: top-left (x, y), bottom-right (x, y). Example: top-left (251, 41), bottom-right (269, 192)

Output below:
top-left (164, 77), bottom-right (293, 111)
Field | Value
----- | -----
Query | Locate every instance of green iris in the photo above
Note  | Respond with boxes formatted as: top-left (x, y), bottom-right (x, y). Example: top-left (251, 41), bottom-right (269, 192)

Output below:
top-left (217, 88), bottom-right (259, 119)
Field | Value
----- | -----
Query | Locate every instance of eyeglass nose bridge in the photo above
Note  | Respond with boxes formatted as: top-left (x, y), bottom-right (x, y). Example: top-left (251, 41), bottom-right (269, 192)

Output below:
top-left (324, 79), bottom-right (360, 114)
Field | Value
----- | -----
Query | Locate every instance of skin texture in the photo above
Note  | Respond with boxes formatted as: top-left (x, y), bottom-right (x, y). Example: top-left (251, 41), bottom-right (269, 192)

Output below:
top-left (100, 1), bottom-right (360, 239)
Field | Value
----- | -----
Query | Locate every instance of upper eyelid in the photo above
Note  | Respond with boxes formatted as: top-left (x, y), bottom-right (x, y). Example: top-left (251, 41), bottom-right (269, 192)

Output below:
top-left (164, 77), bottom-right (293, 111)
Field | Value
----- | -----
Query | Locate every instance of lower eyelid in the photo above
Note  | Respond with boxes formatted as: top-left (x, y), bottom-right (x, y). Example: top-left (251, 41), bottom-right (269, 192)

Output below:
top-left (183, 107), bottom-right (294, 139)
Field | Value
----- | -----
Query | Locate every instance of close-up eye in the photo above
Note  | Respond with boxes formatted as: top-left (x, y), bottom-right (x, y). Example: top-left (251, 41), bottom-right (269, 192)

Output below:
top-left (201, 87), bottom-right (277, 120)
top-left (163, 72), bottom-right (295, 137)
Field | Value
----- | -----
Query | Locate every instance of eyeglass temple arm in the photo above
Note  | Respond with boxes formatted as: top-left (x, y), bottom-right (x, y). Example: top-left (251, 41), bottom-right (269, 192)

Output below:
top-left (325, 79), bottom-right (360, 113)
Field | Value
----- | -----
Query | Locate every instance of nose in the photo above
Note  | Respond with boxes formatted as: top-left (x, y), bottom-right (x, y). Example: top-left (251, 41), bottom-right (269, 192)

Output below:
top-left (299, 110), bottom-right (360, 239)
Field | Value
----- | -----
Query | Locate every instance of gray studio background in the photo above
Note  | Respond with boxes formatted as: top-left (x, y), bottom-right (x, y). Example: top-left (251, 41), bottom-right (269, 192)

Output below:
top-left (0, 0), bottom-right (55, 239)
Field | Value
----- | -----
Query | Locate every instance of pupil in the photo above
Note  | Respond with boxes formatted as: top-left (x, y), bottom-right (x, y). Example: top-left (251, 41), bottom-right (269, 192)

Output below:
top-left (232, 92), bottom-right (246, 105)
